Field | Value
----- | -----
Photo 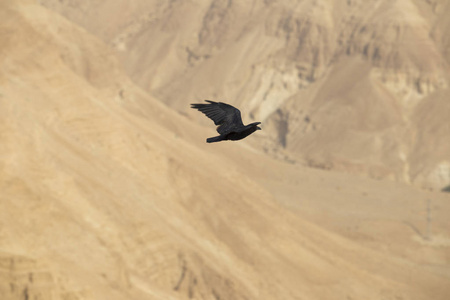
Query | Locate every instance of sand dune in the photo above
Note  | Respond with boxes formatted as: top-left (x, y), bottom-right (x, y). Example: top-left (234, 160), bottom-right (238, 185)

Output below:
top-left (1, 1), bottom-right (449, 300)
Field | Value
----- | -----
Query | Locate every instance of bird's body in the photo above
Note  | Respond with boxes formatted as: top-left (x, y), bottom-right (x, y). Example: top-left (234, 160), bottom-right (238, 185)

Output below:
top-left (191, 100), bottom-right (261, 143)
top-left (205, 124), bottom-right (260, 143)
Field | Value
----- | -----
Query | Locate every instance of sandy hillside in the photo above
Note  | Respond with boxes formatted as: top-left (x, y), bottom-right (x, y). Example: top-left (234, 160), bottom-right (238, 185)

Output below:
top-left (41, 0), bottom-right (450, 190)
top-left (1, 1), bottom-right (450, 300)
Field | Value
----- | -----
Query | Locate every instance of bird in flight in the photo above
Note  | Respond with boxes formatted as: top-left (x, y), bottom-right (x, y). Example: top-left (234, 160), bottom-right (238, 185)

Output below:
top-left (191, 100), bottom-right (261, 143)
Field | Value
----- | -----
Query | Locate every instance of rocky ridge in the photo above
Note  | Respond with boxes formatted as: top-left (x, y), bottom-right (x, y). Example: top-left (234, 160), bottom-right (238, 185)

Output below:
top-left (1, 1), bottom-right (449, 300)
top-left (41, 0), bottom-right (450, 189)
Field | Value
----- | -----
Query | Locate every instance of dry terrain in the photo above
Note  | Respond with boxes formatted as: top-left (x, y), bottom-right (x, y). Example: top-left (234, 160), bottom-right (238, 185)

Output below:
top-left (41, 0), bottom-right (450, 190)
top-left (1, 1), bottom-right (449, 300)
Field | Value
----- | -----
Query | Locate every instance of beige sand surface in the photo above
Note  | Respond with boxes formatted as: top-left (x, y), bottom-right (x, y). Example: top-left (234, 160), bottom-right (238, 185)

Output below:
top-left (1, 1), bottom-right (449, 299)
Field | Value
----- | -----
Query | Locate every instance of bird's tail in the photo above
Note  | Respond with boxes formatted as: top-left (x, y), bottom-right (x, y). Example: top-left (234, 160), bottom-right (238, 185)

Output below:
top-left (206, 136), bottom-right (223, 143)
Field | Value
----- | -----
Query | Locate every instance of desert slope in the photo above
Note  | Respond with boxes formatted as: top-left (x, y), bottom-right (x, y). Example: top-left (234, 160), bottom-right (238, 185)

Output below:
top-left (41, 0), bottom-right (450, 189)
top-left (1, 1), bottom-right (449, 300)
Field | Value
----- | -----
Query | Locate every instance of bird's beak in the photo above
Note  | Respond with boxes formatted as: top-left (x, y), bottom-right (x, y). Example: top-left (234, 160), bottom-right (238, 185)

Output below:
top-left (257, 126), bottom-right (262, 130)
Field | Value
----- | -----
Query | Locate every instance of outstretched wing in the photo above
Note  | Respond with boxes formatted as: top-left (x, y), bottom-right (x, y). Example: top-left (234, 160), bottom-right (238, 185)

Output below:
top-left (191, 100), bottom-right (244, 134)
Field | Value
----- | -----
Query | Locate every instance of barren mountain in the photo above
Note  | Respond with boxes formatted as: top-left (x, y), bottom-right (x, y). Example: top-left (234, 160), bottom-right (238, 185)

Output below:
top-left (41, 0), bottom-right (450, 190)
top-left (1, 1), bottom-right (449, 300)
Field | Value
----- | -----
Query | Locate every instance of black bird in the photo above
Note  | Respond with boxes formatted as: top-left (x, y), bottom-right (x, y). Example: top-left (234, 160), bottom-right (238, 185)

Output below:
top-left (191, 100), bottom-right (261, 143)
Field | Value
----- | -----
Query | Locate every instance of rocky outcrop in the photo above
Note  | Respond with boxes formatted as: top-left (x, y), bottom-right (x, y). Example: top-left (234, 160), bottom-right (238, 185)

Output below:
top-left (40, 0), bottom-right (450, 189)
top-left (1, 2), bottom-right (449, 300)
top-left (0, 254), bottom-right (83, 300)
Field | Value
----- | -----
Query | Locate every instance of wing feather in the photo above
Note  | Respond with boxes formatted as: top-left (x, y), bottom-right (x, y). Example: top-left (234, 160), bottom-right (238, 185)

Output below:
top-left (191, 100), bottom-right (244, 134)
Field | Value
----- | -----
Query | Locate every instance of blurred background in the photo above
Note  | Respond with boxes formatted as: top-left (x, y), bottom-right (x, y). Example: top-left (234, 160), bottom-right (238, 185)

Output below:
top-left (1, 0), bottom-right (449, 299)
